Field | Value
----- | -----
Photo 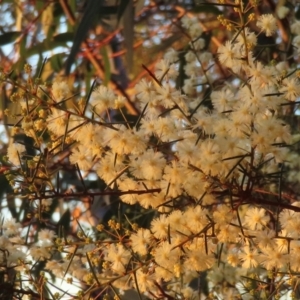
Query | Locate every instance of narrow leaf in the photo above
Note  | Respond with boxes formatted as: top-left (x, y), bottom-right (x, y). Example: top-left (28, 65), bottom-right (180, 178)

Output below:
top-left (0, 31), bottom-right (21, 45)
top-left (101, 46), bottom-right (111, 86)
top-left (122, 0), bottom-right (134, 73)
top-left (117, 0), bottom-right (130, 25)
top-left (65, 0), bottom-right (103, 74)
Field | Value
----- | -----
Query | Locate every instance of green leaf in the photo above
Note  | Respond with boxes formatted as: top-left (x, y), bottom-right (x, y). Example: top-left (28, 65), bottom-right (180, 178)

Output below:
top-left (50, 53), bottom-right (64, 72)
top-left (45, 16), bottom-right (57, 41)
top-left (117, 0), bottom-right (130, 25)
top-left (35, 55), bottom-right (47, 78)
top-left (70, 0), bottom-right (76, 13)
top-left (193, 3), bottom-right (221, 14)
top-left (101, 46), bottom-right (111, 86)
top-left (52, 32), bottom-right (75, 43)
top-left (36, 0), bottom-right (45, 10)
top-left (68, 0), bottom-right (77, 32)
top-left (19, 34), bottom-right (26, 59)
top-left (15, 35), bottom-right (27, 74)
top-left (25, 40), bottom-right (68, 58)
top-left (65, 0), bottom-right (103, 74)
top-left (122, 0), bottom-right (134, 73)
top-left (0, 31), bottom-right (21, 45)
